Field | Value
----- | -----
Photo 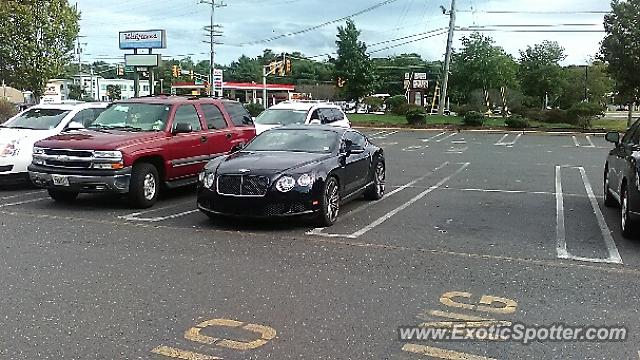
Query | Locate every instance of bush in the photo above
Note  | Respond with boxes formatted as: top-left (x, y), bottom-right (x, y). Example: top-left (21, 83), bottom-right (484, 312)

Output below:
top-left (363, 96), bottom-right (384, 112)
top-left (405, 105), bottom-right (427, 125)
top-left (244, 102), bottom-right (264, 117)
top-left (385, 95), bottom-right (407, 115)
top-left (542, 109), bottom-right (571, 124)
top-left (568, 102), bottom-right (604, 129)
top-left (463, 111), bottom-right (485, 127)
top-left (505, 115), bottom-right (530, 129)
top-left (452, 104), bottom-right (480, 118)
top-left (0, 100), bottom-right (17, 123)
top-left (523, 108), bottom-right (544, 122)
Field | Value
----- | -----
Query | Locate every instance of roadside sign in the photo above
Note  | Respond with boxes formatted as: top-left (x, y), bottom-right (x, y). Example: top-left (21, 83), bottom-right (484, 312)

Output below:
top-left (119, 30), bottom-right (167, 50)
top-left (124, 65), bottom-right (134, 73)
top-left (126, 54), bottom-right (161, 67)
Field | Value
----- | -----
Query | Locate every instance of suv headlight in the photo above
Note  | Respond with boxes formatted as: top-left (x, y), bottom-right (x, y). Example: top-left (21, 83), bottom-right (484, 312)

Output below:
top-left (0, 140), bottom-right (20, 158)
top-left (33, 147), bottom-right (45, 155)
top-left (276, 176), bottom-right (296, 192)
top-left (92, 150), bottom-right (124, 169)
top-left (93, 150), bottom-right (122, 159)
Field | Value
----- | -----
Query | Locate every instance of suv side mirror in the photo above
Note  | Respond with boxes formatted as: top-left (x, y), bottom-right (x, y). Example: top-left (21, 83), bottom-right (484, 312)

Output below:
top-left (605, 131), bottom-right (620, 144)
top-left (173, 123), bottom-right (193, 134)
top-left (64, 121), bottom-right (84, 131)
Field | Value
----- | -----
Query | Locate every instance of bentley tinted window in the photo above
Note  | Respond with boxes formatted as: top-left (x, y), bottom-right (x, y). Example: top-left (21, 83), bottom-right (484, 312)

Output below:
top-left (246, 129), bottom-right (339, 153)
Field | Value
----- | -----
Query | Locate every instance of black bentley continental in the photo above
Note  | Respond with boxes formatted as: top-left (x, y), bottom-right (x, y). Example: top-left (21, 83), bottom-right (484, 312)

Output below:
top-left (197, 126), bottom-right (386, 226)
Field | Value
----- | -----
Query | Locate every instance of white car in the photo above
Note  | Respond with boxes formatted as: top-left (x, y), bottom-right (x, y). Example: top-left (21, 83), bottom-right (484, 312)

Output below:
top-left (0, 102), bottom-right (108, 184)
top-left (253, 102), bottom-right (350, 134)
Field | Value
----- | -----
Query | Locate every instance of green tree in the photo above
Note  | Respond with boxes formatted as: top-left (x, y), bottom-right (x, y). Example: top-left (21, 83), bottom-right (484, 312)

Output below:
top-left (519, 41), bottom-right (567, 109)
top-left (333, 20), bottom-right (375, 111)
top-left (0, 0), bottom-right (80, 98)
top-left (67, 84), bottom-right (82, 100)
top-left (557, 62), bottom-right (614, 109)
top-left (106, 85), bottom-right (121, 100)
top-left (600, 0), bottom-right (640, 126)
top-left (450, 33), bottom-right (519, 105)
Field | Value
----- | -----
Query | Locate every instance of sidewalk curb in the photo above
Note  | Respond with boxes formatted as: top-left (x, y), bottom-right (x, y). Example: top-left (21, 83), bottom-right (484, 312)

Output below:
top-left (351, 126), bottom-right (610, 136)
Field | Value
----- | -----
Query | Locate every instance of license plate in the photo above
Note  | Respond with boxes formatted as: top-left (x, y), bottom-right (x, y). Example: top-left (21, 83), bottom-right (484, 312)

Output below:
top-left (52, 174), bottom-right (69, 186)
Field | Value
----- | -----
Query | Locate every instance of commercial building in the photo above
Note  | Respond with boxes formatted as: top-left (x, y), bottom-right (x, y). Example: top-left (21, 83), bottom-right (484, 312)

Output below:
top-left (42, 75), bottom-right (154, 104)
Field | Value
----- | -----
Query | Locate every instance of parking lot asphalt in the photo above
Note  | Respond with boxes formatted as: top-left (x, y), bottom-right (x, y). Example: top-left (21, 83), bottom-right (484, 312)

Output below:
top-left (1, 129), bottom-right (639, 359)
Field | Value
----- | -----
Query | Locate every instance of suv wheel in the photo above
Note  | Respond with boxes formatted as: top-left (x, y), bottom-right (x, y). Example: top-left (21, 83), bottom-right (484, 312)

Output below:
top-left (48, 189), bottom-right (78, 203)
top-left (129, 163), bottom-right (159, 208)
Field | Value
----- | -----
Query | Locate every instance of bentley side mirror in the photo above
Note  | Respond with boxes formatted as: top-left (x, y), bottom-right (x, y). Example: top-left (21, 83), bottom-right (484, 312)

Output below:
top-left (173, 123), bottom-right (193, 134)
top-left (605, 131), bottom-right (620, 145)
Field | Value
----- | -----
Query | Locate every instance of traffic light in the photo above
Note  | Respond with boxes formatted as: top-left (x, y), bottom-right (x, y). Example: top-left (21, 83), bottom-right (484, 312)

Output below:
top-left (269, 62), bottom-right (277, 75)
top-left (337, 77), bottom-right (346, 88)
top-left (117, 65), bottom-right (124, 76)
top-left (285, 59), bottom-right (292, 74)
top-left (278, 62), bottom-right (285, 77)
top-left (189, 70), bottom-right (194, 80)
top-left (172, 65), bottom-right (180, 78)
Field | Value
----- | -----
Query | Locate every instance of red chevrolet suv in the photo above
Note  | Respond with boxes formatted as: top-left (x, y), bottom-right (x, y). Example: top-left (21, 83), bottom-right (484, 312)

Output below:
top-left (29, 96), bottom-right (256, 208)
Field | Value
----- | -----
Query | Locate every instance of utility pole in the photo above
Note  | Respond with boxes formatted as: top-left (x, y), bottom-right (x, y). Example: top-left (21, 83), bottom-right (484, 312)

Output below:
top-left (202, 0), bottom-right (225, 96)
top-left (438, 0), bottom-right (456, 116)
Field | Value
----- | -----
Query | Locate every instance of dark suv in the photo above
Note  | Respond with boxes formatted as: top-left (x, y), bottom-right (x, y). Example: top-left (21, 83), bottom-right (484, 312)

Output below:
top-left (29, 96), bottom-right (256, 208)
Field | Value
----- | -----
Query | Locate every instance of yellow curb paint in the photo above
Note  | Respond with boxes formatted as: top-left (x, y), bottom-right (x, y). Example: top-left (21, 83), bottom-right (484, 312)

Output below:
top-left (151, 346), bottom-right (222, 360)
top-left (402, 344), bottom-right (497, 360)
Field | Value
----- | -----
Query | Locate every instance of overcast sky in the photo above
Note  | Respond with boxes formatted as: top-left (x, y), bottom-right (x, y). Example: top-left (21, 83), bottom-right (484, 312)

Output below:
top-left (76, 0), bottom-right (610, 66)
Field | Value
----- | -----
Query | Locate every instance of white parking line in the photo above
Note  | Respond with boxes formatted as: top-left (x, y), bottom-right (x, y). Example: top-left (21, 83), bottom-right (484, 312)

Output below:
top-left (0, 190), bottom-right (45, 200)
top-left (555, 166), bottom-right (569, 260)
top-left (348, 163), bottom-right (470, 239)
top-left (0, 197), bottom-right (48, 208)
top-left (494, 133), bottom-right (522, 147)
top-left (446, 146), bottom-right (468, 154)
top-left (494, 134), bottom-right (509, 145)
top-left (578, 166), bottom-right (622, 264)
top-left (337, 162), bottom-right (450, 220)
top-left (555, 166), bottom-right (622, 265)
top-left (421, 132), bottom-right (446, 142)
top-left (572, 136), bottom-right (581, 147)
top-left (119, 201), bottom-right (199, 222)
top-left (369, 130), bottom-right (388, 137)
top-left (435, 133), bottom-right (457, 143)
top-left (585, 136), bottom-right (596, 148)
top-left (120, 209), bottom-right (199, 223)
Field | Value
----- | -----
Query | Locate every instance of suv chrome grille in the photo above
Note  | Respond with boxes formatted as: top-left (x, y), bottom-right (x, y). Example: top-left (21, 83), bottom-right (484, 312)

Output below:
top-left (217, 174), bottom-right (270, 196)
top-left (38, 149), bottom-right (96, 170)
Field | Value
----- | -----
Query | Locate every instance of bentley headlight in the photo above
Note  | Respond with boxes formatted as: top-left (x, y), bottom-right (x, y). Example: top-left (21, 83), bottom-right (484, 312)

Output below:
top-left (203, 173), bottom-right (215, 189)
top-left (276, 176), bottom-right (296, 192)
top-left (297, 173), bottom-right (313, 187)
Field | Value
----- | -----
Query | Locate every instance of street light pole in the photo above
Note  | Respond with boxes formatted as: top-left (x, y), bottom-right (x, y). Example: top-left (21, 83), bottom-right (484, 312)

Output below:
top-left (438, 0), bottom-right (456, 116)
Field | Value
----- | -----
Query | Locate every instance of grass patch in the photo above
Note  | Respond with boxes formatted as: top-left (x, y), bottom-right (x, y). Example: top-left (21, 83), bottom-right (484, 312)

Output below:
top-left (350, 112), bottom-right (630, 132)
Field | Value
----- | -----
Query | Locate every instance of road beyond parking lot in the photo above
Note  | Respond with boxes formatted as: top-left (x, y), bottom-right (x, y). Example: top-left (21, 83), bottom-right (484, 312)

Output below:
top-left (2, 129), bottom-right (640, 359)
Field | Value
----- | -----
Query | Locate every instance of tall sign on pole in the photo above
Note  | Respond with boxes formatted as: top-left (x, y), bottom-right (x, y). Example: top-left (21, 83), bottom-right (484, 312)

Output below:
top-left (119, 30), bottom-right (167, 97)
top-left (438, 0), bottom-right (456, 115)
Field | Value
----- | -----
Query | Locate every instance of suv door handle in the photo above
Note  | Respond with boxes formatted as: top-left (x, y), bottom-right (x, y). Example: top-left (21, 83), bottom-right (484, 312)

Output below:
top-left (200, 136), bottom-right (208, 143)
top-left (226, 133), bottom-right (233, 139)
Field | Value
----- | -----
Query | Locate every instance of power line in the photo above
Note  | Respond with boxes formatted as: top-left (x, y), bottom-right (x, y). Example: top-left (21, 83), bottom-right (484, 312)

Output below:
top-left (458, 10), bottom-right (609, 14)
top-left (229, 0), bottom-right (400, 47)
